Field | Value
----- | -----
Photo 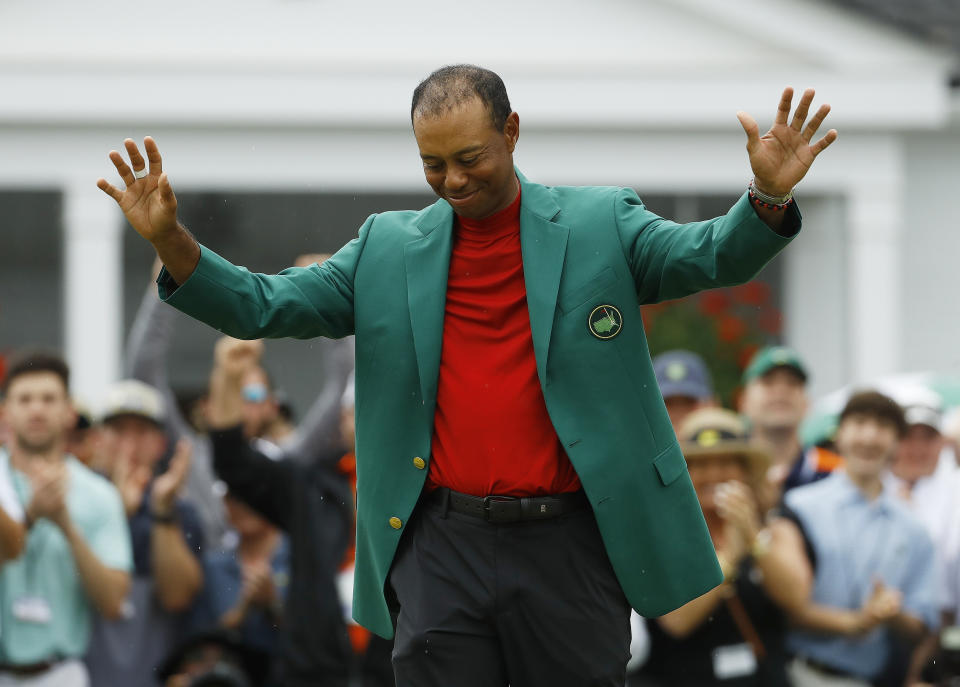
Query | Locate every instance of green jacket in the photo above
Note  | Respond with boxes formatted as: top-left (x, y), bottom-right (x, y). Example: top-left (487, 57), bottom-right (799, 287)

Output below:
top-left (160, 172), bottom-right (798, 639)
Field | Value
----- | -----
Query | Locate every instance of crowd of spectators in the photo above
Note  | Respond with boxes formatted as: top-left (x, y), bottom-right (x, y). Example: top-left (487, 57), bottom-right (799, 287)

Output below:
top-left (2, 267), bottom-right (960, 687)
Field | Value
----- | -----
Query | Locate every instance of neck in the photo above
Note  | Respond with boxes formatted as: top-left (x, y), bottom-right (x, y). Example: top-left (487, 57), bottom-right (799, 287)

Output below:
top-left (845, 469), bottom-right (884, 501)
top-left (755, 426), bottom-right (801, 466)
top-left (238, 529), bottom-right (278, 561)
top-left (9, 441), bottom-right (64, 474)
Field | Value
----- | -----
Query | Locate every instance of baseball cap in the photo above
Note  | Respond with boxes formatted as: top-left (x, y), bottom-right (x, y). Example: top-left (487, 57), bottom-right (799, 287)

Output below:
top-left (742, 346), bottom-right (808, 385)
top-left (653, 350), bottom-right (713, 400)
top-left (893, 386), bottom-right (943, 432)
top-left (99, 379), bottom-right (165, 426)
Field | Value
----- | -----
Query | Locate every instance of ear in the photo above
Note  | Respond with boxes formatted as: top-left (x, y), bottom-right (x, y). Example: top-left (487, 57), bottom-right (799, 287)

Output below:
top-left (503, 112), bottom-right (520, 152)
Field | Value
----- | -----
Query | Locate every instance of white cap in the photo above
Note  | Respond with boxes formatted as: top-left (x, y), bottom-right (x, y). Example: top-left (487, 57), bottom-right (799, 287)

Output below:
top-left (99, 379), bottom-right (165, 425)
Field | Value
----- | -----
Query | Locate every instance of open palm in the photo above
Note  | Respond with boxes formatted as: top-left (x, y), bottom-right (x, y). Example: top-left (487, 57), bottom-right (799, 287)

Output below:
top-left (737, 88), bottom-right (837, 197)
top-left (97, 137), bottom-right (179, 243)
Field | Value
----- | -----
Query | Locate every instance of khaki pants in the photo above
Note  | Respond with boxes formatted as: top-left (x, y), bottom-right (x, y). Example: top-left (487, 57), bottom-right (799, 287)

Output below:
top-left (0, 660), bottom-right (89, 687)
top-left (787, 657), bottom-right (872, 687)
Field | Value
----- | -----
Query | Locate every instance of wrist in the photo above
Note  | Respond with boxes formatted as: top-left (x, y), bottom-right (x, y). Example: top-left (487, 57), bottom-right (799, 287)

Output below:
top-left (751, 528), bottom-right (772, 560)
top-left (150, 507), bottom-right (178, 526)
top-left (848, 610), bottom-right (870, 636)
top-left (749, 179), bottom-right (794, 210)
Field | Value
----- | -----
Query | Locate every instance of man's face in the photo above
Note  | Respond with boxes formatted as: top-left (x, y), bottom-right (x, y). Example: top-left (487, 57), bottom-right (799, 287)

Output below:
top-left (414, 97), bottom-right (520, 220)
top-left (2, 372), bottom-right (73, 454)
top-left (835, 413), bottom-right (900, 482)
top-left (893, 424), bottom-right (943, 483)
top-left (740, 367), bottom-right (808, 433)
top-left (241, 367), bottom-right (277, 439)
top-left (101, 415), bottom-right (167, 470)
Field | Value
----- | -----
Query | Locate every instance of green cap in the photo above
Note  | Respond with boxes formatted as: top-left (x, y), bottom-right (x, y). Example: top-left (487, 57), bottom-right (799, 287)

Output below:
top-left (742, 346), bottom-right (808, 385)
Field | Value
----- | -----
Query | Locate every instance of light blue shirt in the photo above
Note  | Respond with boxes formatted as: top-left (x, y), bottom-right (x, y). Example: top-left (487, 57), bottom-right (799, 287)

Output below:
top-left (785, 471), bottom-right (938, 680)
top-left (0, 450), bottom-right (132, 664)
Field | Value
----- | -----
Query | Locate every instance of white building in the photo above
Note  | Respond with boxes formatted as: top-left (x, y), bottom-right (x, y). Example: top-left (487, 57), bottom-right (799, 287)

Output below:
top-left (0, 0), bottom-right (957, 407)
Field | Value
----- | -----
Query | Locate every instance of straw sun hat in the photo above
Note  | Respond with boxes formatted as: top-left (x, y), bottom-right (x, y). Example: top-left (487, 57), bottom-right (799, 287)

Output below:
top-left (678, 407), bottom-right (771, 485)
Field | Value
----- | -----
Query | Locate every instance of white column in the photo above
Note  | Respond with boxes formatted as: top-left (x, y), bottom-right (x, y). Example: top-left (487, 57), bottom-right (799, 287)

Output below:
top-left (782, 195), bottom-right (850, 399)
top-left (62, 181), bottom-right (123, 405)
top-left (845, 180), bottom-right (902, 384)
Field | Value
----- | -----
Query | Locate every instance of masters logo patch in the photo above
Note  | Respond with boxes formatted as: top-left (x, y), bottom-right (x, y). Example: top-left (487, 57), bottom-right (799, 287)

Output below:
top-left (588, 305), bottom-right (623, 340)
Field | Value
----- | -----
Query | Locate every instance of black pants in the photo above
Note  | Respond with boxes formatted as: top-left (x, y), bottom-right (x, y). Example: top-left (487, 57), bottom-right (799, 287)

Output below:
top-left (388, 497), bottom-right (631, 687)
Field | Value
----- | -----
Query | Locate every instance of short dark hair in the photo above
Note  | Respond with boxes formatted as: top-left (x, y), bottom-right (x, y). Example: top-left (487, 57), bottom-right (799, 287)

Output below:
top-left (1, 351), bottom-right (70, 396)
top-left (839, 390), bottom-right (907, 438)
top-left (411, 64), bottom-right (512, 131)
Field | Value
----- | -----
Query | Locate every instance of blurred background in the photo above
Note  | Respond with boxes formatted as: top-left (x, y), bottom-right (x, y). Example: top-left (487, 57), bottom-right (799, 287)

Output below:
top-left (1, 0), bottom-right (959, 417)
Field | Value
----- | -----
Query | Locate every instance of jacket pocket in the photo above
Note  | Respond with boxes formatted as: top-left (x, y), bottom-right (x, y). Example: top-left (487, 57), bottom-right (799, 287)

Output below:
top-left (559, 266), bottom-right (617, 314)
top-left (653, 445), bottom-right (687, 486)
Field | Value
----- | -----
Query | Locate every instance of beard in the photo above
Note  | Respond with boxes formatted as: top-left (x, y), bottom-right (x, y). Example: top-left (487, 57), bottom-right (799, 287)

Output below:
top-left (15, 428), bottom-right (60, 455)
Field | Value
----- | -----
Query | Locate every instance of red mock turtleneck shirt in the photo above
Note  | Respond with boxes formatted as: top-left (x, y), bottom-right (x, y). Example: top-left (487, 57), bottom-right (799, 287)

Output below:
top-left (426, 188), bottom-right (582, 497)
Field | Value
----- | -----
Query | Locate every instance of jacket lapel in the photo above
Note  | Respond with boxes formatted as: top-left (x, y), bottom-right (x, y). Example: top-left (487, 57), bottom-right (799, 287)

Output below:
top-left (405, 200), bottom-right (454, 409)
top-left (519, 174), bottom-right (569, 387)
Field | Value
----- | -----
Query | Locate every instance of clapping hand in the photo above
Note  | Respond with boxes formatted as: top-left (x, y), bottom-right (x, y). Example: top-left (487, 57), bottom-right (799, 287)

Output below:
top-left (714, 480), bottom-right (762, 571)
top-left (150, 440), bottom-right (192, 517)
top-left (111, 440), bottom-right (152, 518)
top-left (26, 461), bottom-right (69, 530)
top-left (856, 579), bottom-right (903, 634)
top-left (737, 88), bottom-right (838, 197)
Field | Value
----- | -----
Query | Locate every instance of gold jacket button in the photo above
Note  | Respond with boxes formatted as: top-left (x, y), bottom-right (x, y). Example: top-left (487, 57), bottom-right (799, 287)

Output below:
top-left (413, 456), bottom-right (426, 470)
top-left (389, 517), bottom-right (403, 530)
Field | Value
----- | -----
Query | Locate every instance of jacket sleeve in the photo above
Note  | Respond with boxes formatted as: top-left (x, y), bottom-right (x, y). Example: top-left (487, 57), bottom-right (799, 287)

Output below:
top-left (614, 189), bottom-right (800, 304)
top-left (157, 214), bottom-right (376, 341)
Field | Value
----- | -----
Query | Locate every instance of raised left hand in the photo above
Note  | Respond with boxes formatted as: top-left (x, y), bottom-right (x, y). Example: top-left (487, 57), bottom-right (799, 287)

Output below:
top-left (737, 87), bottom-right (838, 197)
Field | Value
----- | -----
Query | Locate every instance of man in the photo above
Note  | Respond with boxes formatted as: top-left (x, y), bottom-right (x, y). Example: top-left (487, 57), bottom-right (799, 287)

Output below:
top-left (205, 337), bottom-right (354, 686)
top-left (740, 345), bottom-right (841, 494)
top-left (784, 391), bottom-right (937, 686)
top-left (83, 379), bottom-right (205, 687)
top-left (652, 349), bottom-right (716, 437)
top-left (0, 353), bottom-right (131, 686)
top-left (99, 64), bottom-right (837, 684)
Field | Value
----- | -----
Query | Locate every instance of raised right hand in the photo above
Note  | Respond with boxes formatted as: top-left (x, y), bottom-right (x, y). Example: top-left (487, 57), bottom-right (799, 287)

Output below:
top-left (97, 137), bottom-right (178, 244)
top-left (214, 337), bottom-right (265, 381)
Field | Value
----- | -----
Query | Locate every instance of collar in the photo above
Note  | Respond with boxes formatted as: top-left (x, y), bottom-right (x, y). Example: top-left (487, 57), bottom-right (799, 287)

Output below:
top-left (833, 469), bottom-right (894, 513)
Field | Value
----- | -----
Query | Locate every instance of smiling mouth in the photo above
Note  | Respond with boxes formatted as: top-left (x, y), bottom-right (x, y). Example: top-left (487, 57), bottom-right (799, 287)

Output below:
top-left (446, 191), bottom-right (477, 203)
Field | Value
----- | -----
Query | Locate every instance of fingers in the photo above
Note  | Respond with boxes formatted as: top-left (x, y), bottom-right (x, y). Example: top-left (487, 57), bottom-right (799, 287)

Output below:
top-left (96, 178), bottom-right (124, 203)
top-left (789, 88), bottom-right (815, 132)
top-left (159, 173), bottom-right (177, 208)
top-left (124, 139), bottom-right (147, 177)
top-left (736, 111), bottom-right (760, 153)
top-left (144, 136), bottom-right (163, 176)
top-left (802, 103), bottom-right (831, 141)
top-left (169, 440), bottom-right (193, 487)
top-left (774, 87), bottom-right (794, 126)
top-left (108, 150), bottom-right (137, 189)
top-left (810, 129), bottom-right (839, 157)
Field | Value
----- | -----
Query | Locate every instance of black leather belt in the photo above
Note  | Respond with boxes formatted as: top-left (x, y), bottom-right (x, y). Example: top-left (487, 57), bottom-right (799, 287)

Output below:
top-left (0, 660), bottom-right (59, 676)
top-left (426, 487), bottom-right (589, 524)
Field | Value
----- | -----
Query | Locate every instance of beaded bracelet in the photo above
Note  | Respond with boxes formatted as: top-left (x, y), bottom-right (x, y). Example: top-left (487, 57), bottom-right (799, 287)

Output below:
top-left (748, 179), bottom-right (794, 211)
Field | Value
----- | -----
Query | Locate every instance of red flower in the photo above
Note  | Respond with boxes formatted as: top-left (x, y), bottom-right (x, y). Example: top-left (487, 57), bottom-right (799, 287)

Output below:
top-left (718, 315), bottom-right (746, 342)
top-left (700, 290), bottom-right (729, 316)
top-left (732, 281), bottom-right (770, 307)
